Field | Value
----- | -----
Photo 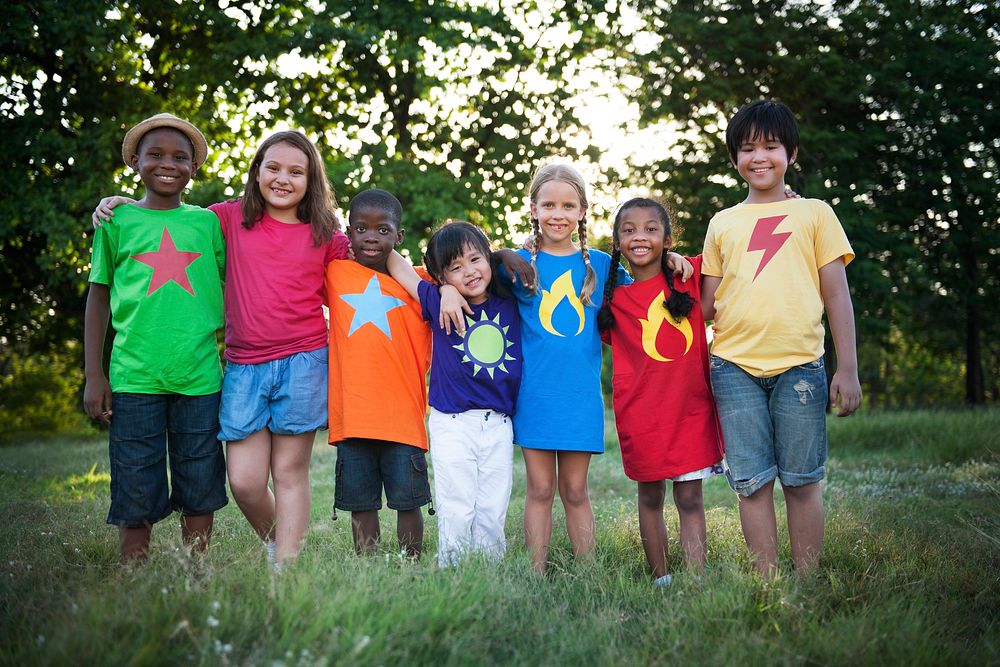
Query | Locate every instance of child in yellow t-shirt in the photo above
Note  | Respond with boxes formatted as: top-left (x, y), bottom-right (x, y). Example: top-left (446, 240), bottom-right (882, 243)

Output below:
top-left (702, 100), bottom-right (862, 577)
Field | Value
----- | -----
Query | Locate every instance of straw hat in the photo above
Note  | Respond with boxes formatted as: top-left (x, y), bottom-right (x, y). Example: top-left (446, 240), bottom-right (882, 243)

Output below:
top-left (121, 113), bottom-right (208, 167)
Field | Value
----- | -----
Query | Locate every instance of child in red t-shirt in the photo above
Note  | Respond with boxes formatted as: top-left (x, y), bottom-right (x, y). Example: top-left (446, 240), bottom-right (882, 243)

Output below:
top-left (598, 197), bottom-right (724, 586)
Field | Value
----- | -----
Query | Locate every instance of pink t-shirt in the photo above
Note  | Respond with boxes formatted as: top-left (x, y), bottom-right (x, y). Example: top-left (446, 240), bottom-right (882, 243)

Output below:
top-left (209, 200), bottom-right (349, 364)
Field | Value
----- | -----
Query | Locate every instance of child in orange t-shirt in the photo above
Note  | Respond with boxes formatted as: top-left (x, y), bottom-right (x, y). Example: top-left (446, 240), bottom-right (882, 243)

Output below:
top-left (326, 189), bottom-right (432, 558)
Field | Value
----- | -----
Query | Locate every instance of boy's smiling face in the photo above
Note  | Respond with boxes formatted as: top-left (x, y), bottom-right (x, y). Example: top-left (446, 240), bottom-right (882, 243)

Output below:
top-left (130, 127), bottom-right (194, 205)
top-left (348, 206), bottom-right (403, 273)
top-left (733, 130), bottom-right (798, 203)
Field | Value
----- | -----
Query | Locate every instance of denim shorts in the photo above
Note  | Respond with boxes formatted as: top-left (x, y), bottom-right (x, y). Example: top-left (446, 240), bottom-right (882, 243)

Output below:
top-left (218, 347), bottom-right (328, 441)
top-left (710, 356), bottom-right (829, 497)
top-left (333, 438), bottom-right (431, 512)
top-left (107, 392), bottom-right (228, 528)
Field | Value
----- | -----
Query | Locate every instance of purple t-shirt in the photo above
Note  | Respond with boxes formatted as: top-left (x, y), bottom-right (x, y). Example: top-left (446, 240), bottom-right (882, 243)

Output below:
top-left (418, 281), bottom-right (522, 415)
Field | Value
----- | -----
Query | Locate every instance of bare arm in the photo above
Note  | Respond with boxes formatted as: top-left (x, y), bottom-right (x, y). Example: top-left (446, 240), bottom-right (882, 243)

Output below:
top-left (666, 252), bottom-right (694, 281)
top-left (701, 275), bottom-right (721, 322)
top-left (83, 283), bottom-right (113, 424)
top-left (495, 248), bottom-right (535, 288)
top-left (386, 250), bottom-right (422, 300)
top-left (819, 258), bottom-right (862, 416)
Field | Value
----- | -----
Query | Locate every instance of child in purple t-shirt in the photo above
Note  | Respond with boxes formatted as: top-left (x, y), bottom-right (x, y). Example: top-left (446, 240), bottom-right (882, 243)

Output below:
top-left (390, 221), bottom-right (523, 567)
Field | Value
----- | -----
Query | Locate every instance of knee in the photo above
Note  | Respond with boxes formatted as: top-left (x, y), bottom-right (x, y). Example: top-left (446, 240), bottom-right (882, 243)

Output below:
top-left (228, 474), bottom-right (264, 503)
top-left (637, 483), bottom-right (666, 510)
top-left (559, 481), bottom-right (590, 508)
top-left (526, 479), bottom-right (556, 504)
top-left (271, 462), bottom-right (308, 493)
top-left (781, 481), bottom-right (821, 502)
top-left (672, 484), bottom-right (703, 515)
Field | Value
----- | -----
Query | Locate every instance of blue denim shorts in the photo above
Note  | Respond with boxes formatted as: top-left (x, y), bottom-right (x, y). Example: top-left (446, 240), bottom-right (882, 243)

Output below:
top-left (333, 438), bottom-right (431, 512)
top-left (107, 392), bottom-right (228, 528)
top-left (710, 356), bottom-right (829, 497)
top-left (218, 347), bottom-right (328, 441)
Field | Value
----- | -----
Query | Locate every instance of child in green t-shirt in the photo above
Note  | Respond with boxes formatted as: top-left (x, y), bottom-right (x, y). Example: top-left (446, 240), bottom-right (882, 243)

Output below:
top-left (83, 113), bottom-right (228, 563)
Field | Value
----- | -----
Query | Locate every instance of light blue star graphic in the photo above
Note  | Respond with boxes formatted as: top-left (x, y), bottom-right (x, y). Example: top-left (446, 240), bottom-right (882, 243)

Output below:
top-left (339, 274), bottom-right (406, 337)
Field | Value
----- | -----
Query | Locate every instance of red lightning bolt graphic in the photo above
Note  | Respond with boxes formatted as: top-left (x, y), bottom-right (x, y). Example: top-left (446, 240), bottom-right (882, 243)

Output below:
top-left (747, 215), bottom-right (790, 280)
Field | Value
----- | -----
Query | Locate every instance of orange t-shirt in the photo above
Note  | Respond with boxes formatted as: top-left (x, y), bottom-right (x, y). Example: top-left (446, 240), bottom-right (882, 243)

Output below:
top-left (326, 261), bottom-right (432, 449)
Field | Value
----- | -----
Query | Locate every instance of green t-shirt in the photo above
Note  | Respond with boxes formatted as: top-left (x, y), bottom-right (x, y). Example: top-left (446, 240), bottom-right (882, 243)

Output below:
top-left (89, 203), bottom-right (225, 394)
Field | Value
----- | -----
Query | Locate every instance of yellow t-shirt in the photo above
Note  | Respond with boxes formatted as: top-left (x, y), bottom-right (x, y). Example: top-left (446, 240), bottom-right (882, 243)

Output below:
top-left (702, 198), bottom-right (854, 377)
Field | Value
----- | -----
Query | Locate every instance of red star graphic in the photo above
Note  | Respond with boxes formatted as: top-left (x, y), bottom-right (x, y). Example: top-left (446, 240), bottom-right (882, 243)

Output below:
top-left (131, 227), bottom-right (202, 296)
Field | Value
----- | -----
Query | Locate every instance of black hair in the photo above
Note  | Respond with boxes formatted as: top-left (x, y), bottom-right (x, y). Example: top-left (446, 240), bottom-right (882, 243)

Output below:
top-left (597, 197), bottom-right (695, 332)
top-left (348, 188), bottom-right (403, 229)
top-left (725, 99), bottom-right (799, 163)
top-left (423, 220), bottom-right (509, 298)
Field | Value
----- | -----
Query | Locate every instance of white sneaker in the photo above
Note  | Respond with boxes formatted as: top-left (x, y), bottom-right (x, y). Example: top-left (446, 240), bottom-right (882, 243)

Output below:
top-left (653, 574), bottom-right (673, 587)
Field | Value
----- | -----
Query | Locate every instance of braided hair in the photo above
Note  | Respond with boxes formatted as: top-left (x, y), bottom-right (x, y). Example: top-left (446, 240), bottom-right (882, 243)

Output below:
top-left (597, 197), bottom-right (695, 331)
top-left (577, 214), bottom-right (598, 306)
top-left (526, 162), bottom-right (597, 304)
top-left (527, 214), bottom-right (543, 296)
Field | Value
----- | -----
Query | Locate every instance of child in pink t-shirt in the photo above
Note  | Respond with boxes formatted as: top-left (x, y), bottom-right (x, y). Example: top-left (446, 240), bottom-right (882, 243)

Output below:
top-left (94, 131), bottom-right (348, 569)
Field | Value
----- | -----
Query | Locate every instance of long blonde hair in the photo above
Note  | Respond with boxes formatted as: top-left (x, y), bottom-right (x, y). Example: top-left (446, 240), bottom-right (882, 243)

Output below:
top-left (527, 162), bottom-right (598, 305)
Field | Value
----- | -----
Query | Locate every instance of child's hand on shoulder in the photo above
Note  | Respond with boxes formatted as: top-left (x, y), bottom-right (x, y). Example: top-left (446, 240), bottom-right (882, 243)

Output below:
top-left (496, 248), bottom-right (535, 288)
top-left (439, 284), bottom-right (472, 335)
top-left (666, 252), bottom-right (694, 281)
top-left (92, 196), bottom-right (135, 228)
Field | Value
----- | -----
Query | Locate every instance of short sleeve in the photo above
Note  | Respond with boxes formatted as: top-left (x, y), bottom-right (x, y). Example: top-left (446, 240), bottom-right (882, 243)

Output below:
top-left (208, 199), bottom-right (238, 241)
top-left (813, 201), bottom-right (855, 268)
top-left (213, 222), bottom-right (226, 279)
top-left (416, 280), bottom-right (439, 323)
top-left (88, 223), bottom-right (117, 285)
top-left (325, 231), bottom-right (350, 263)
top-left (701, 218), bottom-right (723, 277)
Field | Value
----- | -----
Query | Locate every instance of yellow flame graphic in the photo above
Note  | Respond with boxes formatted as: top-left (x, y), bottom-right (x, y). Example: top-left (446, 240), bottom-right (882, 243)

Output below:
top-left (539, 270), bottom-right (585, 337)
top-left (640, 291), bottom-right (693, 362)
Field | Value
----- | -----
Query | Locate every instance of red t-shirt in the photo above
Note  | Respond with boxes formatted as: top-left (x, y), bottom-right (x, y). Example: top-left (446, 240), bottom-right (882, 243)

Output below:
top-left (605, 256), bottom-right (723, 481)
top-left (210, 200), bottom-right (349, 364)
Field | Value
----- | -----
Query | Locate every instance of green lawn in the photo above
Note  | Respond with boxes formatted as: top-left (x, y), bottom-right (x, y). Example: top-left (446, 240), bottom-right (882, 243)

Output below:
top-left (2, 410), bottom-right (998, 665)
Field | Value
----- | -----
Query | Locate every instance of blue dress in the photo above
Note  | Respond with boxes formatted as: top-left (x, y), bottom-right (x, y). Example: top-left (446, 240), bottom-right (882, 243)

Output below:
top-left (507, 249), bottom-right (628, 453)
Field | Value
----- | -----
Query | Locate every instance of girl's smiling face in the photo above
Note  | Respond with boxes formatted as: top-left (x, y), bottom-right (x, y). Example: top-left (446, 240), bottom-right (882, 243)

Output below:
top-left (257, 142), bottom-right (309, 221)
top-left (530, 179), bottom-right (585, 250)
top-left (440, 243), bottom-right (492, 305)
top-left (617, 206), bottom-right (668, 281)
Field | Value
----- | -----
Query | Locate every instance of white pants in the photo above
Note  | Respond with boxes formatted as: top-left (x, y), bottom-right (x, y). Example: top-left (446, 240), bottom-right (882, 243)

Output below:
top-left (429, 407), bottom-right (514, 568)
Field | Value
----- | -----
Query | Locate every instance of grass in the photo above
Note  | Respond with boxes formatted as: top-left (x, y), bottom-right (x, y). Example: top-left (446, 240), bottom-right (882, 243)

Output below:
top-left (2, 409), bottom-right (999, 665)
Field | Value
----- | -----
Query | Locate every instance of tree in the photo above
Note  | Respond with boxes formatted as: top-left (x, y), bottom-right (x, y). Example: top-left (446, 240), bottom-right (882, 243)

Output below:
top-left (277, 0), bottom-right (602, 256)
top-left (1, 0), bottom-right (605, 360)
top-left (621, 0), bottom-right (998, 404)
top-left (1, 0), bottom-right (312, 356)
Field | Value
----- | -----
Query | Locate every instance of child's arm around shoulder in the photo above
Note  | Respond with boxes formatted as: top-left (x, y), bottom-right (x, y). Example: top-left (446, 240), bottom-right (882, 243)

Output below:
top-left (386, 251), bottom-right (471, 335)
top-left (386, 251), bottom-right (423, 301)
top-left (819, 257), bottom-right (862, 416)
top-left (83, 284), bottom-right (112, 424)
top-left (91, 196), bottom-right (136, 228)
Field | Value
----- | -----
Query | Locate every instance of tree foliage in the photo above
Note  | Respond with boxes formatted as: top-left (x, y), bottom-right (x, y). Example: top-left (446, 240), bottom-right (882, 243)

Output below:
top-left (1, 0), bottom-right (598, 358)
top-left (1, 0), bottom-right (310, 354)
top-left (623, 0), bottom-right (999, 404)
